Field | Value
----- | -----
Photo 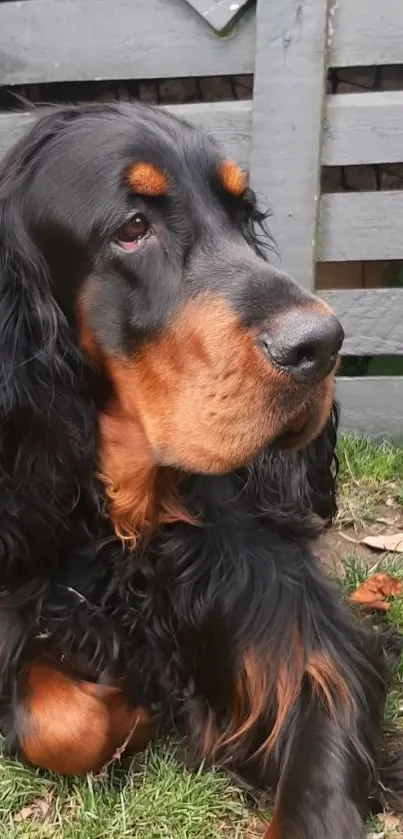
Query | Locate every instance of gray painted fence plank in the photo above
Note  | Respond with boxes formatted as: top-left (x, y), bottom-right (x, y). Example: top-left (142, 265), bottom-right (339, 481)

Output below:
top-left (0, 102), bottom-right (252, 163)
top-left (319, 192), bottom-right (403, 262)
top-left (323, 91), bottom-right (403, 167)
top-left (0, 0), bottom-right (255, 85)
top-left (6, 92), bottom-right (403, 174)
top-left (322, 290), bottom-right (403, 355)
top-left (164, 101), bottom-right (252, 163)
top-left (337, 377), bottom-right (403, 440)
top-left (329, 0), bottom-right (403, 67)
top-left (5, 94), bottom-right (403, 174)
top-left (184, 0), bottom-right (251, 32)
top-left (249, 0), bottom-right (330, 288)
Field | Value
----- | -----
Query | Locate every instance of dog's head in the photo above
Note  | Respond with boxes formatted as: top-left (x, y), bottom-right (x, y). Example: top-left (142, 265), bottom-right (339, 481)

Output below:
top-left (0, 103), bottom-right (342, 546)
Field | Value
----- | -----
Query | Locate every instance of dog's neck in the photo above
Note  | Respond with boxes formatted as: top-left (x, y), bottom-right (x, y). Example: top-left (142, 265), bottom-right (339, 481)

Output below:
top-left (97, 404), bottom-right (194, 547)
top-left (96, 396), bottom-right (332, 548)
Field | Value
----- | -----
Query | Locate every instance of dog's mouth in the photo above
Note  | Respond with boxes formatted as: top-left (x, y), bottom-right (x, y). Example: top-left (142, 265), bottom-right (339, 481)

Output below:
top-left (272, 372), bottom-right (335, 453)
top-left (284, 408), bottom-right (311, 436)
top-left (273, 406), bottom-right (311, 449)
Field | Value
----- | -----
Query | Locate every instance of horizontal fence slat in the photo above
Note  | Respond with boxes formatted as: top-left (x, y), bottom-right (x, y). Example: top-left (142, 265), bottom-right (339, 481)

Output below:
top-left (0, 0), bottom-right (255, 86)
top-left (319, 192), bottom-right (403, 261)
top-left (323, 91), bottom-right (403, 166)
top-left (6, 94), bottom-right (403, 173)
top-left (0, 102), bottom-right (252, 162)
top-left (329, 0), bottom-right (403, 67)
top-left (164, 101), bottom-right (251, 162)
top-left (337, 377), bottom-right (403, 439)
top-left (322, 289), bottom-right (403, 354)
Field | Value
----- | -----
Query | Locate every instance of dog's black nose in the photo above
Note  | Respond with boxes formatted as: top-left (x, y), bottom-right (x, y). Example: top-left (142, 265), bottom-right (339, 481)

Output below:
top-left (260, 309), bottom-right (344, 383)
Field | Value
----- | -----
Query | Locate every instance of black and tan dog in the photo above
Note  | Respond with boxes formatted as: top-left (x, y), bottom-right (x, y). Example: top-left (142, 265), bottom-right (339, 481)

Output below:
top-left (0, 103), bottom-right (401, 838)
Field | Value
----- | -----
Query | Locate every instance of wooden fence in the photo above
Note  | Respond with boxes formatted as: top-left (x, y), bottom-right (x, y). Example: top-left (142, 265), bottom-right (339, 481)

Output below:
top-left (0, 0), bottom-right (403, 437)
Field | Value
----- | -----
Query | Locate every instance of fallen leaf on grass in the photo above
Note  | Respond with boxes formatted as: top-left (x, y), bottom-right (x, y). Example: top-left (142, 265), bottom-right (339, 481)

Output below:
top-left (13, 792), bottom-right (53, 824)
top-left (361, 532), bottom-right (403, 552)
top-left (378, 813), bottom-right (401, 831)
top-left (350, 573), bottom-right (403, 612)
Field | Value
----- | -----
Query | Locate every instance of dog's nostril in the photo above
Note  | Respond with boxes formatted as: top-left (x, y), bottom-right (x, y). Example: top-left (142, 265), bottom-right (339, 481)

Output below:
top-left (259, 310), bottom-right (344, 383)
top-left (295, 343), bottom-right (316, 366)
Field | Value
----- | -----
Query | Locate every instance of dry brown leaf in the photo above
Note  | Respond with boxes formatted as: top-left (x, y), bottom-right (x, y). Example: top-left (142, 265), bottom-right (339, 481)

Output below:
top-left (13, 792), bottom-right (53, 824)
top-left (350, 573), bottom-right (403, 612)
top-left (361, 532), bottom-right (403, 552)
top-left (378, 813), bottom-right (401, 830)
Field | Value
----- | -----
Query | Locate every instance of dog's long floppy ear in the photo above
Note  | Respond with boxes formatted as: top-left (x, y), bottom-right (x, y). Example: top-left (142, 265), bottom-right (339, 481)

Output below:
top-left (247, 403), bottom-right (339, 537)
top-left (0, 149), bottom-right (97, 591)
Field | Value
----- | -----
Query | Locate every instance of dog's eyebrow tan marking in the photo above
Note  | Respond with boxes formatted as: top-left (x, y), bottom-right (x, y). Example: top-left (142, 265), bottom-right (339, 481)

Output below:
top-left (127, 162), bottom-right (168, 196)
top-left (218, 160), bottom-right (247, 197)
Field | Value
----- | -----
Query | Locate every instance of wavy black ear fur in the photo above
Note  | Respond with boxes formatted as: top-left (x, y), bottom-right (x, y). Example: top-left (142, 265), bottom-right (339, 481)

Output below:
top-left (245, 403), bottom-right (339, 538)
top-left (0, 139), bottom-right (97, 595)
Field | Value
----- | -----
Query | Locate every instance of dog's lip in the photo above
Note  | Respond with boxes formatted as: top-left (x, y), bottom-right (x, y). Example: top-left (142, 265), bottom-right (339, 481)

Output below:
top-left (272, 406), bottom-right (311, 447)
top-left (282, 408), bottom-right (310, 435)
top-left (282, 406), bottom-right (311, 436)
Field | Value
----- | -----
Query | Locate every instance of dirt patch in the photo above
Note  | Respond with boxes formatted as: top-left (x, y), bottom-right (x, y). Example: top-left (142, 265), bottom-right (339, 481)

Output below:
top-left (318, 502), bottom-right (403, 576)
top-left (220, 815), bottom-right (268, 838)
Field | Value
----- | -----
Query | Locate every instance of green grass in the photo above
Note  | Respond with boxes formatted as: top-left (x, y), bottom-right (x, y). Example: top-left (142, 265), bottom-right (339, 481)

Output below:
top-left (0, 746), bottom-right (251, 838)
top-left (0, 434), bottom-right (402, 837)
top-left (336, 434), bottom-right (403, 524)
top-left (342, 552), bottom-right (370, 592)
top-left (342, 552), bottom-right (403, 728)
top-left (338, 436), bottom-right (403, 487)
top-left (334, 439), bottom-right (403, 836)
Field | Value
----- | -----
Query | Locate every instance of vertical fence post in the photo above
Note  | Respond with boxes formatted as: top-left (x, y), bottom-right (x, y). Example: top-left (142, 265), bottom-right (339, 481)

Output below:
top-left (249, 0), bottom-right (331, 289)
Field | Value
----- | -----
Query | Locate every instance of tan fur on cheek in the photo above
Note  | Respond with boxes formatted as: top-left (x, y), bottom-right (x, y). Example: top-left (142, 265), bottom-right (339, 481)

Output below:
top-left (78, 290), bottom-right (334, 478)
top-left (98, 409), bottom-right (156, 547)
top-left (103, 297), bottom-right (289, 475)
top-left (98, 406), bottom-right (195, 547)
top-left (76, 298), bottom-right (197, 543)
top-left (76, 298), bottom-right (104, 367)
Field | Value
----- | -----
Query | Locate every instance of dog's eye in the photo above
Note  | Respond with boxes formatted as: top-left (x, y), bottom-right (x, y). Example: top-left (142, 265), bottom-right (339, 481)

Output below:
top-left (116, 214), bottom-right (149, 250)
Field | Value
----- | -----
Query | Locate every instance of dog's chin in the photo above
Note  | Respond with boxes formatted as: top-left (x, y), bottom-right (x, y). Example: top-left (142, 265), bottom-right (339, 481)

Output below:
top-left (171, 406), bottom-right (328, 475)
top-left (272, 403), bottom-right (330, 452)
top-left (152, 377), bottom-right (335, 474)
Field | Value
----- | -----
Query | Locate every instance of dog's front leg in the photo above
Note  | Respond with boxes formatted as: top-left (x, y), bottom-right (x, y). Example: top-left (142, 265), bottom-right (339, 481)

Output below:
top-left (264, 703), bottom-right (368, 839)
